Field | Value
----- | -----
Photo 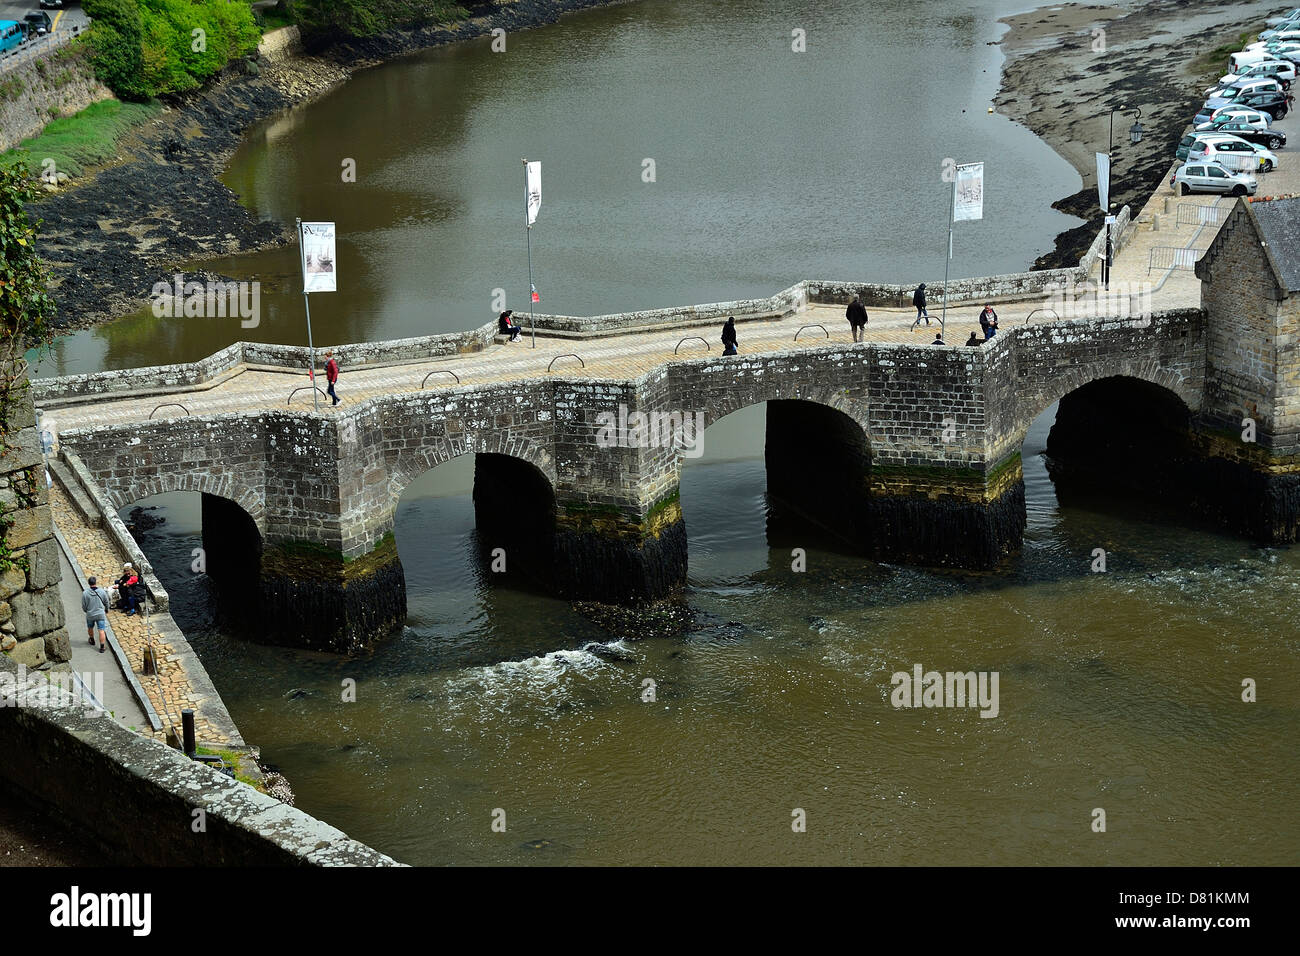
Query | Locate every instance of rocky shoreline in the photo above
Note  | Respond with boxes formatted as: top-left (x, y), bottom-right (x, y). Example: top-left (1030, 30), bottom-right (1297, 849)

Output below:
top-left (994, 0), bottom-right (1285, 268)
top-left (30, 0), bottom-right (637, 333)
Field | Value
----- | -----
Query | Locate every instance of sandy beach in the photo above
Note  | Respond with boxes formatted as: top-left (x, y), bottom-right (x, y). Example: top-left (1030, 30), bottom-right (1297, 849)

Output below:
top-left (995, 0), bottom-right (1288, 266)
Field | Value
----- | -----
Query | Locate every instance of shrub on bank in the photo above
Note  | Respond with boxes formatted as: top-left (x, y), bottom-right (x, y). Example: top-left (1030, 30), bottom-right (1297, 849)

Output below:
top-left (83, 0), bottom-right (261, 100)
top-left (293, 0), bottom-right (468, 40)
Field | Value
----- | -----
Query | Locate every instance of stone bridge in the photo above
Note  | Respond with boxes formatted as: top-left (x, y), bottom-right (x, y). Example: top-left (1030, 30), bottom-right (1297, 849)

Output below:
top-left (33, 199), bottom-right (1300, 651)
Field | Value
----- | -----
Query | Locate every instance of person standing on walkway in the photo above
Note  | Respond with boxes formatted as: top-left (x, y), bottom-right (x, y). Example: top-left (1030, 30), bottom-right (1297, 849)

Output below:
top-left (82, 576), bottom-right (110, 655)
top-left (721, 316), bottom-right (738, 356)
top-left (979, 304), bottom-right (999, 340)
top-left (325, 350), bottom-right (340, 406)
top-left (846, 294), bottom-right (869, 343)
top-left (912, 284), bottom-right (930, 329)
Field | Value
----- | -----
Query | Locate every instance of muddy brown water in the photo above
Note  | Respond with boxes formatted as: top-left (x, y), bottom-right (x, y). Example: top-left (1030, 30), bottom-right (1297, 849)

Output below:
top-left (39, 0), bottom-right (1300, 864)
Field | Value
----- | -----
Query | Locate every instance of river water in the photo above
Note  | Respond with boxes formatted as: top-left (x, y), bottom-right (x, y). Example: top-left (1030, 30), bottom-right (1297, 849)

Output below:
top-left (36, 0), bottom-right (1082, 376)
top-left (60, 0), bottom-right (1300, 865)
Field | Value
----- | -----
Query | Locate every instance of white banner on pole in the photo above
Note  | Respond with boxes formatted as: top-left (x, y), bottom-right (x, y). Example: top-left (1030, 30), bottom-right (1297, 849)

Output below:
top-left (525, 161), bottom-right (541, 225)
top-left (953, 162), bottom-right (984, 222)
top-left (1096, 152), bottom-right (1111, 213)
top-left (300, 221), bottom-right (337, 293)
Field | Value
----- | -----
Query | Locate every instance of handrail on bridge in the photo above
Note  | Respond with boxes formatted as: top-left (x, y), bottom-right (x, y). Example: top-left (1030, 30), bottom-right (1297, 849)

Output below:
top-left (287, 386), bottom-right (329, 407)
top-left (148, 403), bottom-right (190, 418)
top-left (674, 336), bottom-right (710, 355)
top-left (420, 369), bottom-right (461, 388)
top-left (547, 353), bottom-right (585, 372)
top-left (1023, 308), bottom-right (1059, 325)
top-left (794, 324), bottom-right (829, 341)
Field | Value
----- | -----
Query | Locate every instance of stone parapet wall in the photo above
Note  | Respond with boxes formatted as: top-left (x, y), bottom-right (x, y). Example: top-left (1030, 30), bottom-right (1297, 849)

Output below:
top-left (1, 379), bottom-right (68, 667)
top-left (0, 652), bottom-right (400, 865)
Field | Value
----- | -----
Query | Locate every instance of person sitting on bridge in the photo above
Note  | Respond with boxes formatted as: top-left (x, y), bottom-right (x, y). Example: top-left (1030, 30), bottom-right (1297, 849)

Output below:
top-left (979, 304), bottom-right (998, 340)
top-left (846, 294), bottom-right (868, 343)
top-left (114, 565), bottom-right (141, 615)
top-left (931, 333), bottom-right (945, 346)
top-left (966, 331), bottom-right (982, 347)
top-left (721, 316), bottom-right (738, 355)
top-left (498, 310), bottom-right (523, 343)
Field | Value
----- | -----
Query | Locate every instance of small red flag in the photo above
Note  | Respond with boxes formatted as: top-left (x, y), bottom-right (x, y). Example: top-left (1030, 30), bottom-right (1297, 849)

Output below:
top-left (531, 291), bottom-right (540, 303)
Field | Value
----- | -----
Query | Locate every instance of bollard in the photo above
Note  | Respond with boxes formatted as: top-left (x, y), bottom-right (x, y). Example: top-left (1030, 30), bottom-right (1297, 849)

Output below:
top-left (142, 644), bottom-right (157, 675)
top-left (1163, 197), bottom-right (1171, 214)
top-left (182, 709), bottom-right (196, 756)
top-left (1152, 214), bottom-right (1160, 232)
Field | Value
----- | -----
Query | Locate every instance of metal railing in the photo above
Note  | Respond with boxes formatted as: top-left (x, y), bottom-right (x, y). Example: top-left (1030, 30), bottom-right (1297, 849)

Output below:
top-left (287, 385), bottom-right (328, 406)
top-left (148, 402), bottom-right (190, 419)
top-left (794, 324), bottom-right (829, 341)
top-left (1022, 308), bottom-right (1059, 325)
top-left (1148, 246), bottom-right (1202, 273)
top-left (420, 369), bottom-right (461, 388)
top-left (0, 25), bottom-right (87, 74)
top-left (674, 336), bottom-right (709, 354)
top-left (1175, 203), bottom-right (1229, 228)
top-left (546, 353), bottom-right (585, 372)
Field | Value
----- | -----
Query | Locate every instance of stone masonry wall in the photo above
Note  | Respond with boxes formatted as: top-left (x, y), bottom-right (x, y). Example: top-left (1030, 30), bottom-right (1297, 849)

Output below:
top-left (1, 377), bottom-right (68, 666)
top-left (0, 42), bottom-right (112, 154)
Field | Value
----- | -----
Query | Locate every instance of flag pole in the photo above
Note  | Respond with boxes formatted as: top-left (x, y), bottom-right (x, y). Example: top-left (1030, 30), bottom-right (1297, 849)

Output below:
top-left (297, 217), bottom-right (319, 413)
top-left (941, 173), bottom-right (956, 338)
top-left (523, 158), bottom-right (536, 348)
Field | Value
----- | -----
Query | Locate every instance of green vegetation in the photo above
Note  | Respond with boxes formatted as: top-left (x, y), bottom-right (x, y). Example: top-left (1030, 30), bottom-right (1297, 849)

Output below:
top-left (255, 1), bottom-right (297, 31)
top-left (83, 0), bottom-right (261, 101)
top-left (0, 99), bottom-right (161, 177)
top-left (195, 746), bottom-right (263, 790)
top-left (1191, 30), bottom-right (1255, 77)
top-left (293, 0), bottom-right (468, 40)
top-left (0, 168), bottom-right (56, 573)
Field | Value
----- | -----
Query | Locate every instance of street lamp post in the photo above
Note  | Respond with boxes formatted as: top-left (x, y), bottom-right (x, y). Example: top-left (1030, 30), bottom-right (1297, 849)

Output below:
top-left (1103, 106), bottom-right (1143, 290)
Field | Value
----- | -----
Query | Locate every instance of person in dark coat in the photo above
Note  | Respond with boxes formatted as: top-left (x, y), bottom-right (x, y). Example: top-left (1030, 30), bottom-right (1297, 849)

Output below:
top-left (846, 294), bottom-right (868, 342)
top-left (931, 333), bottom-right (945, 346)
top-left (965, 331), bottom-right (982, 347)
top-left (912, 284), bottom-right (930, 329)
top-left (498, 310), bottom-right (522, 342)
top-left (721, 316), bottom-right (738, 355)
top-left (979, 304), bottom-right (998, 340)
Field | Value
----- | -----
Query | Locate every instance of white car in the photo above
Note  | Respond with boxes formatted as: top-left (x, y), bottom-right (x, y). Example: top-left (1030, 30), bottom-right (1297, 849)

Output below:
top-left (1267, 9), bottom-right (1300, 26)
top-left (1230, 44), bottom-right (1300, 72)
top-left (1187, 134), bottom-right (1279, 172)
top-left (1171, 161), bottom-right (1257, 197)
top-left (1205, 77), bottom-right (1284, 99)
top-left (1247, 30), bottom-right (1300, 47)
top-left (1260, 19), bottom-right (1300, 40)
top-left (1216, 60), bottom-right (1296, 89)
top-left (1201, 106), bottom-right (1274, 130)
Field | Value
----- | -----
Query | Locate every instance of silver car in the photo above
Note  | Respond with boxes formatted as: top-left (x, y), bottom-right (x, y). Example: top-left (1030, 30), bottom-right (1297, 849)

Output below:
top-left (1170, 161), bottom-right (1257, 197)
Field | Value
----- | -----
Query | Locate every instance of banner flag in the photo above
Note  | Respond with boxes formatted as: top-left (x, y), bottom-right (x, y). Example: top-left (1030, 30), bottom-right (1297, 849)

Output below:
top-left (525, 161), bottom-right (541, 225)
top-left (1096, 152), bottom-right (1111, 214)
top-left (300, 222), bottom-right (337, 293)
top-left (953, 163), bottom-right (984, 222)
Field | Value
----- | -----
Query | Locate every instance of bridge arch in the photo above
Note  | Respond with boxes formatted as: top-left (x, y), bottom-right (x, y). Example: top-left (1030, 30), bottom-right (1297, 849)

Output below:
top-left (1018, 360), bottom-right (1200, 445)
top-left (386, 430), bottom-right (556, 513)
top-left (103, 471), bottom-right (266, 537)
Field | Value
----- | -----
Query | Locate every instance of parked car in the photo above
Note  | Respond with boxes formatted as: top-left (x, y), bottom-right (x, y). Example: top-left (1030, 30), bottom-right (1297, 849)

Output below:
top-left (1205, 77), bottom-right (1284, 102)
top-left (1259, 19), bottom-right (1300, 40)
top-left (1267, 8), bottom-right (1300, 26)
top-left (1230, 43), bottom-right (1300, 72)
top-left (1198, 106), bottom-right (1274, 130)
top-left (1170, 161), bottom-right (1257, 197)
top-left (1216, 60), bottom-right (1296, 89)
top-left (1187, 134), bottom-right (1279, 172)
top-left (1246, 30), bottom-right (1300, 47)
top-left (1196, 90), bottom-right (1292, 124)
top-left (1193, 118), bottom-right (1287, 149)
top-left (22, 11), bottom-right (52, 36)
top-left (37, 0), bottom-right (62, 9)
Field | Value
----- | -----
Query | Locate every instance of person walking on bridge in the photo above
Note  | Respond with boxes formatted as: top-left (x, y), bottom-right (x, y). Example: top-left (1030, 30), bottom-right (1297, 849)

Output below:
top-left (325, 350), bottom-right (340, 406)
top-left (82, 576), bottom-right (110, 655)
top-left (721, 316), bottom-right (738, 356)
top-left (911, 284), bottom-right (930, 329)
top-left (846, 294), bottom-right (868, 343)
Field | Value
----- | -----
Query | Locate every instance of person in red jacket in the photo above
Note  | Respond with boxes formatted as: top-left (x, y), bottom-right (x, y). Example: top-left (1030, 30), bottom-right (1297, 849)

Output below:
top-left (325, 350), bottom-right (340, 406)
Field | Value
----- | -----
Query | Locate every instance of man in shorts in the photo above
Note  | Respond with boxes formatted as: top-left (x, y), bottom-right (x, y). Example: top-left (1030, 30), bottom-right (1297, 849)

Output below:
top-left (82, 576), bottom-right (111, 654)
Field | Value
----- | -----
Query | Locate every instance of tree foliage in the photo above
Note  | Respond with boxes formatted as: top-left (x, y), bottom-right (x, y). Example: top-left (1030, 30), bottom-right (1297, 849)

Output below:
top-left (294, 0), bottom-right (465, 40)
top-left (83, 0), bottom-right (262, 99)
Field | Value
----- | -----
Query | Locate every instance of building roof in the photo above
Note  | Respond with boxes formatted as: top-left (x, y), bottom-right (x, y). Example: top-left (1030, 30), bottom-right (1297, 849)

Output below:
top-left (1246, 196), bottom-right (1300, 294)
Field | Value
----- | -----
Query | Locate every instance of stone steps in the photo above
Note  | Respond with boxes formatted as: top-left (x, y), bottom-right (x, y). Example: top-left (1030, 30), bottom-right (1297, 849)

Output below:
top-left (47, 458), bottom-right (101, 530)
